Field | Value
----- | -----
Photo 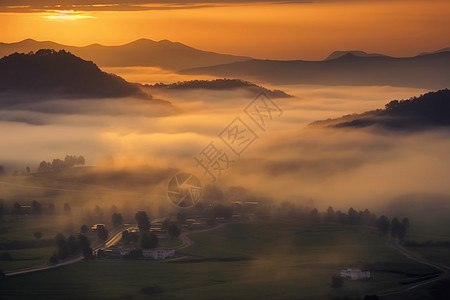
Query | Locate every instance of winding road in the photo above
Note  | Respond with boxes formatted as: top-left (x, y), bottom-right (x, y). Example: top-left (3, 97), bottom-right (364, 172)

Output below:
top-left (4, 226), bottom-right (131, 277)
top-left (378, 238), bottom-right (450, 297)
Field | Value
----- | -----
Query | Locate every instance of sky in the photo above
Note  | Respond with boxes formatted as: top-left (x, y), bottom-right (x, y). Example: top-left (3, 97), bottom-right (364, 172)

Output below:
top-left (1, 0), bottom-right (449, 60)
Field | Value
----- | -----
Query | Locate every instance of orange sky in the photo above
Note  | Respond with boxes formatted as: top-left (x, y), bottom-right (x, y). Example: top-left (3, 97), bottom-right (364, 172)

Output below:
top-left (1, 0), bottom-right (449, 60)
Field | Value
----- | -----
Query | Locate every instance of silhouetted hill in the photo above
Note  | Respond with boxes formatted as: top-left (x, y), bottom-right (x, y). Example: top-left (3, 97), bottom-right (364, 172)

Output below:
top-left (0, 49), bottom-right (146, 100)
top-left (0, 39), bottom-right (251, 71)
top-left (325, 50), bottom-right (387, 60)
top-left (181, 52), bottom-right (450, 89)
top-left (311, 89), bottom-right (450, 130)
top-left (145, 79), bottom-right (292, 98)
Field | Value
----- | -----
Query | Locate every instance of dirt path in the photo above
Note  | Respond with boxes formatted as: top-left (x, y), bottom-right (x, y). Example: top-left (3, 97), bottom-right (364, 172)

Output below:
top-left (378, 238), bottom-right (450, 297)
top-left (175, 223), bottom-right (227, 250)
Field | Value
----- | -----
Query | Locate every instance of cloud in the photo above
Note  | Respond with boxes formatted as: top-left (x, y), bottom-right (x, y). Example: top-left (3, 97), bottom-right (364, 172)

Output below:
top-left (0, 0), bottom-right (369, 13)
top-left (2, 76), bottom-right (448, 213)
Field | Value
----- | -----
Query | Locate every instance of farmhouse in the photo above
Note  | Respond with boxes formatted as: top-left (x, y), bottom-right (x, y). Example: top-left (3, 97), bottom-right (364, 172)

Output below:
top-left (142, 248), bottom-right (175, 260)
top-left (339, 268), bottom-right (370, 280)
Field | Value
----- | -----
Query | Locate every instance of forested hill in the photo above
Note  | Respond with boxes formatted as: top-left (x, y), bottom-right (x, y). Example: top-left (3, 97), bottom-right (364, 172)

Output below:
top-left (0, 49), bottom-right (147, 99)
top-left (311, 89), bottom-right (450, 130)
top-left (145, 79), bottom-right (292, 98)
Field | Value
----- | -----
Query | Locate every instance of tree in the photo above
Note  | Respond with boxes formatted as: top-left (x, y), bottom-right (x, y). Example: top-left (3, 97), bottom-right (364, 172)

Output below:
top-left (141, 232), bottom-right (158, 249)
top-left (49, 253), bottom-right (59, 264)
top-left (390, 218), bottom-right (401, 238)
top-left (112, 212), bottom-right (123, 227)
top-left (168, 224), bottom-right (181, 238)
top-left (376, 215), bottom-right (390, 236)
top-left (398, 224), bottom-right (407, 240)
top-left (78, 234), bottom-right (93, 259)
top-left (25, 166), bottom-right (31, 174)
top-left (80, 225), bottom-right (88, 234)
top-left (34, 232), bottom-right (42, 239)
top-left (97, 226), bottom-right (109, 241)
top-left (38, 161), bottom-right (50, 172)
top-left (347, 207), bottom-right (358, 225)
top-left (135, 211), bottom-right (150, 232)
top-left (55, 234), bottom-right (69, 259)
top-left (31, 200), bottom-right (41, 215)
top-left (77, 156), bottom-right (85, 165)
top-left (67, 235), bottom-right (80, 255)
top-left (325, 206), bottom-right (336, 222)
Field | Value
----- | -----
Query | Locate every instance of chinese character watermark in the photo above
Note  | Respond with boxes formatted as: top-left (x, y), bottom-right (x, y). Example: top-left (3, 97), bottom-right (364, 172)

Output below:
top-left (167, 90), bottom-right (283, 207)
top-left (167, 173), bottom-right (202, 208)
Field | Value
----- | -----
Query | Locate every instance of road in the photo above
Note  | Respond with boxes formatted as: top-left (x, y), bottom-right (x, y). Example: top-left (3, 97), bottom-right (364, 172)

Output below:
top-left (378, 238), bottom-right (450, 297)
top-left (175, 223), bottom-right (227, 250)
top-left (4, 226), bottom-right (132, 277)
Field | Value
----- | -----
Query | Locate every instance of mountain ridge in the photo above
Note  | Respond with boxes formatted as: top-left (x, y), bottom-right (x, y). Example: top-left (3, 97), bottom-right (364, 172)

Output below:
top-left (0, 49), bottom-right (149, 102)
top-left (310, 89), bottom-right (450, 130)
top-left (181, 51), bottom-right (450, 89)
top-left (0, 38), bottom-right (252, 71)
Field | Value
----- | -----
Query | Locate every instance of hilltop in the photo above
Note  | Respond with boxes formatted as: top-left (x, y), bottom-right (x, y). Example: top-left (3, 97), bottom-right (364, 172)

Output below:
top-left (311, 89), bottom-right (450, 130)
top-left (0, 49), bottom-right (148, 101)
top-left (145, 79), bottom-right (292, 98)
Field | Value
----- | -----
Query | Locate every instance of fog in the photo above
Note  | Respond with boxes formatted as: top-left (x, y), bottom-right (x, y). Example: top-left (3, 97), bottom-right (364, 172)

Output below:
top-left (1, 69), bottom-right (449, 214)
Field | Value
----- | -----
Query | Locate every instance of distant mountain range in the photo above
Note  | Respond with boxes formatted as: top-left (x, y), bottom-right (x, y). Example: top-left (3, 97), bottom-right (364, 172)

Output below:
top-left (325, 50), bottom-right (387, 60)
top-left (145, 79), bottom-right (292, 98)
top-left (0, 39), bottom-right (251, 71)
top-left (181, 51), bottom-right (450, 89)
top-left (311, 89), bottom-right (450, 130)
top-left (1, 39), bottom-right (449, 89)
top-left (0, 49), bottom-right (147, 101)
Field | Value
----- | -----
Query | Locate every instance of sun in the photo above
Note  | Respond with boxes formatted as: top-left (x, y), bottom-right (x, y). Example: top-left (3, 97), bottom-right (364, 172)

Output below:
top-left (43, 10), bottom-right (95, 21)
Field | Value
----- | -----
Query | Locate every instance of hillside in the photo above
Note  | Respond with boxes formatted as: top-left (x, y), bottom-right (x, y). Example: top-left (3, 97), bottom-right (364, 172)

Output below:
top-left (0, 39), bottom-right (252, 71)
top-left (0, 49), bottom-right (147, 100)
top-left (181, 52), bottom-right (450, 89)
top-left (311, 89), bottom-right (450, 130)
top-left (145, 79), bottom-right (292, 98)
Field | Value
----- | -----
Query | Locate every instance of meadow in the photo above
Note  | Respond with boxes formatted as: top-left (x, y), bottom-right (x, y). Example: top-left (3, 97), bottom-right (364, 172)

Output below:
top-left (0, 218), bottom-right (440, 300)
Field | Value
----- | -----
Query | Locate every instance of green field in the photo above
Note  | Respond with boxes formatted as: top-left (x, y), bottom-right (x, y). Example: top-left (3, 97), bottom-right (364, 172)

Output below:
top-left (403, 217), bottom-right (450, 266)
top-left (0, 219), bottom-right (439, 300)
top-left (0, 215), bottom-right (99, 272)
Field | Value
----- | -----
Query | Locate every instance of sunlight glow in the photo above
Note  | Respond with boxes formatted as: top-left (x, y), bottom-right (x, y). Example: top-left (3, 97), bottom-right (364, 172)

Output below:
top-left (43, 10), bottom-right (95, 21)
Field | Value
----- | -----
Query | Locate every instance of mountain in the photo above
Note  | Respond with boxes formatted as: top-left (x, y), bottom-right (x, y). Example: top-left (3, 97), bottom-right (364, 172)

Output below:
top-left (0, 49), bottom-right (147, 101)
top-left (310, 89), bottom-right (450, 130)
top-left (418, 47), bottom-right (450, 56)
top-left (325, 50), bottom-right (387, 60)
top-left (0, 39), bottom-right (252, 71)
top-left (181, 52), bottom-right (450, 89)
top-left (144, 79), bottom-right (292, 98)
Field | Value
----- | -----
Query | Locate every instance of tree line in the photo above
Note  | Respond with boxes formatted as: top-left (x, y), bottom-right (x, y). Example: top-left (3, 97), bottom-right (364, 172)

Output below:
top-left (0, 200), bottom-right (71, 216)
top-left (278, 203), bottom-right (411, 240)
top-left (38, 155), bottom-right (85, 172)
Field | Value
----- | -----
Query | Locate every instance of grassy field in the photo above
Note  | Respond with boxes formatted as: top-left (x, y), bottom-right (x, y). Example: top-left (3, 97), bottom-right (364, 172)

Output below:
top-left (403, 217), bottom-right (450, 266)
top-left (0, 218), bottom-right (439, 300)
top-left (0, 215), bottom-right (101, 272)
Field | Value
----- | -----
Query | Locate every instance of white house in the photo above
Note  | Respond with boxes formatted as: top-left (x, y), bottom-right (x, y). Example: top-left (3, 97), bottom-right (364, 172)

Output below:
top-left (142, 248), bottom-right (175, 260)
top-left (340, 268), bottom-right (370, 280)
